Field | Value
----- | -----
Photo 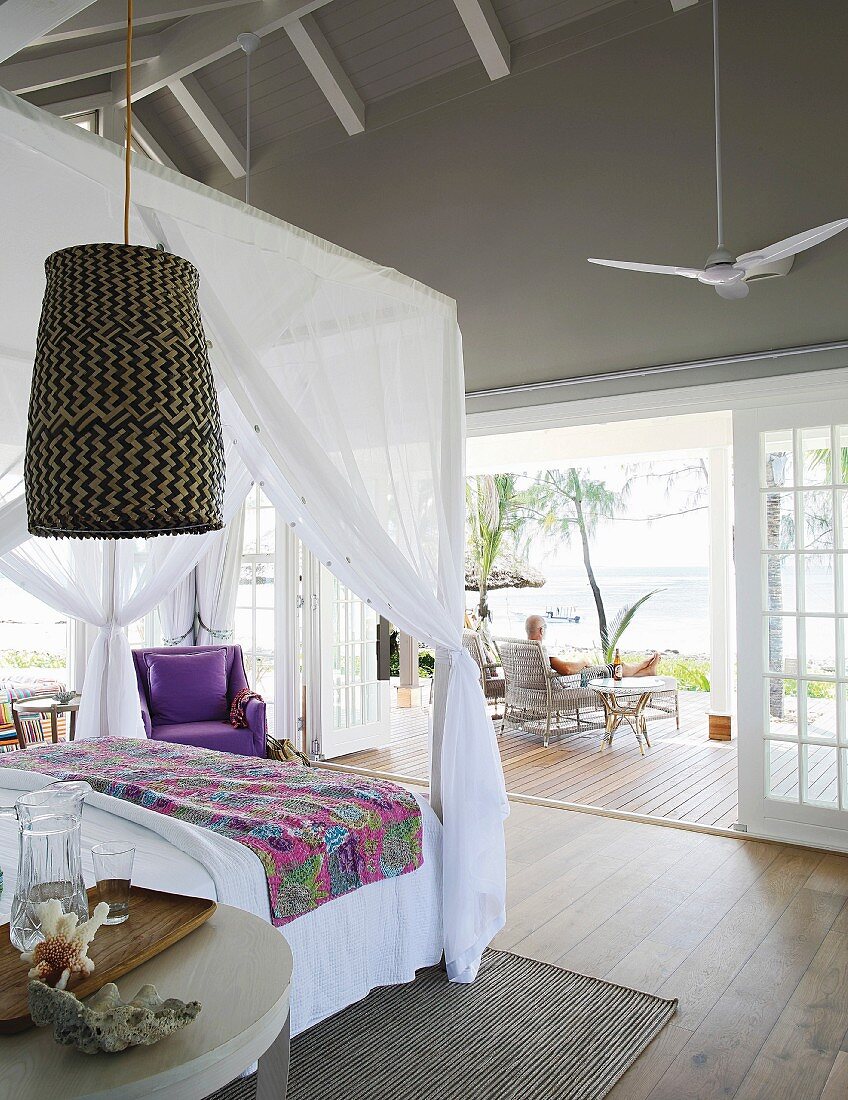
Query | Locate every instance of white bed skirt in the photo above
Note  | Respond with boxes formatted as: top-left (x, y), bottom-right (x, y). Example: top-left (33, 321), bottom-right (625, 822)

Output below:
top-left (0, 769), bottom-right (443, 1035)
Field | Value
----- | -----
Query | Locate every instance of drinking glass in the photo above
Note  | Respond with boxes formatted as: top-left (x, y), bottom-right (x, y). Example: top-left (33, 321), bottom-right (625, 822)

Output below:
top-left (91, 842), bottom-right (135, 925)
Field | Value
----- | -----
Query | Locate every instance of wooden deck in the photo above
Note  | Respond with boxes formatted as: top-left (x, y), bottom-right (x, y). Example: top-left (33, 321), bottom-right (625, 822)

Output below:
top-left (340, 690), bottom-right (739, 830)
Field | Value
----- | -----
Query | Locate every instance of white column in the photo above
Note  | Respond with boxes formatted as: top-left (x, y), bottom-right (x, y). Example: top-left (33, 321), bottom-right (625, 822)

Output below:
top-left (397, 631), bottom-right (422, 708)
top-left (708, 445), bottom-right (735, 740)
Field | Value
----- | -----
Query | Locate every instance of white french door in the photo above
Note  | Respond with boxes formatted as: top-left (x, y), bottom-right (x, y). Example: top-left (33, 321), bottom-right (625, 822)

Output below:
top-left (303, 553), bottom-right (390, 760)
top-left (735, 397), bottom-right (848, 849)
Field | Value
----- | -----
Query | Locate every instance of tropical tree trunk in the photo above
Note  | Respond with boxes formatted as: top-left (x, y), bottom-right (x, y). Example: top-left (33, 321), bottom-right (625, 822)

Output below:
top-left (477, 582), bottom-right (490, 623)
top-left (572, 473), bottom-right (608, 651)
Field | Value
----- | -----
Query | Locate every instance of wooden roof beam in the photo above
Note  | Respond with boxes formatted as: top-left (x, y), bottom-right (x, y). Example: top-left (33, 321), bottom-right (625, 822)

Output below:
top-left (169, 73), bottom-right (246, 178)
top-left (0, 0), bottom-right (98, 63)
top-left (452, 0), bottom-right (510, 81)
top-left (285, 14), bottom-right (365, 136)
top-left (0, 34), bottom-right (161, 95)
top-left (112, 0), bottom-right (334, 107)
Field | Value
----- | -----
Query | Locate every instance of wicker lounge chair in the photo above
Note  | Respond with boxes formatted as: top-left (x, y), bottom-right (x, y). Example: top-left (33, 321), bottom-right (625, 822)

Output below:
top-left (462, 629), bottom-right (505, 718)
top-left (496, 638), bottom-right (608, 747)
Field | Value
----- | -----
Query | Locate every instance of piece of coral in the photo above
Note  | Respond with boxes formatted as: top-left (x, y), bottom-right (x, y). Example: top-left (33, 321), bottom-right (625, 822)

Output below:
top-left (29, 979), bottom-right (202, 1054)
top-left (20, 899), bottom-right (111, 990)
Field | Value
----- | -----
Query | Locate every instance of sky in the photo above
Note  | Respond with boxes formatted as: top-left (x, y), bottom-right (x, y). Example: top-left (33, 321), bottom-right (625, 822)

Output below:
top-left (523, 454), bottom-right (710, 570)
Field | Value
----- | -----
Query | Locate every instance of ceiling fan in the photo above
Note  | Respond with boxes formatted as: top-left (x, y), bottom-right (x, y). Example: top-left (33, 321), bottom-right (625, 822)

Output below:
top-left (587, 0), bottom-right (848, 300)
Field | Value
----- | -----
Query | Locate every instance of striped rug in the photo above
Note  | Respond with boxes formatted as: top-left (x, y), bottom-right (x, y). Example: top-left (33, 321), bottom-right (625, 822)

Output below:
top-left (286, 950), bottom-right (677, 1100)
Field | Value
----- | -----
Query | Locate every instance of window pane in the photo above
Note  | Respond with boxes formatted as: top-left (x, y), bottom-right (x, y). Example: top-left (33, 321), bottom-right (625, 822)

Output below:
top-left (764, 554), bottom-right (796, 614)
top-left (767, 616), bottom-right (797, 675)
top-left (767, 740), bottom-right (799, 801)
top-left (763, 431), bottom-right (793, 487)
top-left (836, 427), bottom-right (848, 483)
top-left (801, 490), bottom-right (833, 550)
top-left (0, 579), bottom-right (70, 687)
top-left (763, 492), bottom-right (795, 550)
top-left (803, 555), bottom-right (835, 613)
top-left (259, 506), bottom-right (275, 553)
top-left (365, 683), bottom-right (379, 724)
top-left (255, 562), bottom-right (274, 608)
top-left (767, 678), bottom-right (798, 737)
top-left (800, 427), bottom-right (831, 485)
top-left (804, 682), bottom-right (837, 741)
top-left (802, 618), bottom-right (834, 678)
top-left (803, 744), bottom-right (838, 806)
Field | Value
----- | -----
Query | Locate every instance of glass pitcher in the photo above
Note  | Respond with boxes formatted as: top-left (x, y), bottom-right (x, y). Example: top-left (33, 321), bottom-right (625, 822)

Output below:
top-left (0, 781), bottom-right (91, 951)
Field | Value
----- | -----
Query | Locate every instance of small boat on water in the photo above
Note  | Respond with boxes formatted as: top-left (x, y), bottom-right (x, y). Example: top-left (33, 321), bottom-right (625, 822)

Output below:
top-left (545, 605), bottom-right (581, 624)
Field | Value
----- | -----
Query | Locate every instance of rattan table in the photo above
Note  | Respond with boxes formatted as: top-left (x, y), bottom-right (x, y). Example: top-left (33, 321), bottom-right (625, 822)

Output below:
top-left (591, 676), bottom-right (667, 755)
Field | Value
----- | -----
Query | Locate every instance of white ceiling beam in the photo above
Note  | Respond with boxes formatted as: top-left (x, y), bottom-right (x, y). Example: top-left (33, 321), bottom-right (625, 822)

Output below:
top-left (169, 74), bottom-right (245, 178)
top-left (0, 33), bottom-right (161, 94)
top-left (0, 0), bottom-right (98, 63)
top-left (451, 0), bottom-right (510, 81)
top-left (129, 112), bottom-right (179, 171)
top-left (113, 0), bottom-right (334, 107)
top-left (670, 0), bottom-right (699, 10)
top-left (38, 0), bottom-right (257, 44)
top-left (39, 90), bottom-right (112, 117)
top-left (285, 15), bottom-right (364, 136)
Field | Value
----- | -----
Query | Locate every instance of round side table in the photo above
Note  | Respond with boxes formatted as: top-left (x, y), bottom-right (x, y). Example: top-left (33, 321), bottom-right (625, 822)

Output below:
top-left (1, 904), bottom-right (293, 1100)
top-left (591, 676), bottom-right (667, 755)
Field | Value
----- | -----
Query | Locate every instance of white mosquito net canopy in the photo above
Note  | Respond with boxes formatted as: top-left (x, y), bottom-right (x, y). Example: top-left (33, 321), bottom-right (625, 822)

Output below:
top-left (0, 89), bottom-right (507, 983)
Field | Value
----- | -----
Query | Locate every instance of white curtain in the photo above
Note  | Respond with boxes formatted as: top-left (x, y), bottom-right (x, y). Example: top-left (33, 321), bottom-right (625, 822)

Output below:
top-left (159, 574), bottom-right (196, 647)
top-left (158, 501), bottom-right (247, 646)
top-left (196, 503), bottom-right (246, 645)
top-left (0, 89), bottom-right (508, 985)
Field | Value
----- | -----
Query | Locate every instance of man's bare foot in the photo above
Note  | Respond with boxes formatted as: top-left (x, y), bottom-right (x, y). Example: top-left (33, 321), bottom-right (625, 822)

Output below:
top-left (622, 652), bottom-right (661, 677)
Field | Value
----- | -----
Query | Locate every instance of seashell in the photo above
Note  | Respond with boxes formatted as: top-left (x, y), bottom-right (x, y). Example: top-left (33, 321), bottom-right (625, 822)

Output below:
top-left (21, 899), bottom-right (111, 990)
top-left (28, 979), bottom-right (202, 1054)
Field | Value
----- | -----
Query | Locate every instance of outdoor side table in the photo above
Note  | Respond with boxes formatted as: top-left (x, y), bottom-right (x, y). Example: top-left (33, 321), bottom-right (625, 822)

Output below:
top-left (591, 676), bottom-right (667, 755)
top-left (12, 696), bottom-right (80, 748)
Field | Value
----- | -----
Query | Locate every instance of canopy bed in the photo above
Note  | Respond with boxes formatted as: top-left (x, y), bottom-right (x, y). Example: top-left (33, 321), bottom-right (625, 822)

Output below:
top-left (0, 84), bottom-right (507, 1022)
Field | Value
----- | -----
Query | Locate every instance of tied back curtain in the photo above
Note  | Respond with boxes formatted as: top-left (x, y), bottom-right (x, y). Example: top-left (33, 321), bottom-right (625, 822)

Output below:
top-left (0, 89), bottom-right (508, 985)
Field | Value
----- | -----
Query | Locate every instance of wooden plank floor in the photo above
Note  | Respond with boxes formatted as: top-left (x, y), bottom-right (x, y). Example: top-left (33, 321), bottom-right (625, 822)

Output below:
top-left (341, 690), bottom-right (739, 829)
top-left (497, 799), bottom-right (848, 1100)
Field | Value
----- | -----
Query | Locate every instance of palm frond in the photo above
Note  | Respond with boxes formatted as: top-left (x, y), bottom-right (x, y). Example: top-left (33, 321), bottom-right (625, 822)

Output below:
top-left (604, 589), bottom-right (663, 662)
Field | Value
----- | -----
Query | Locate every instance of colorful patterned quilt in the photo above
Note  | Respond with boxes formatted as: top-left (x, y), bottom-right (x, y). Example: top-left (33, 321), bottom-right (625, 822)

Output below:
top-left (0, 738), bottom-right (423, 926)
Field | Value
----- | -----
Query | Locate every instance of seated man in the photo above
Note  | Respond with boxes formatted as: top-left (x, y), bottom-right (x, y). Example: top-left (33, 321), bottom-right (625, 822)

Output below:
top-left (524, 614), bottom-right (660, 678)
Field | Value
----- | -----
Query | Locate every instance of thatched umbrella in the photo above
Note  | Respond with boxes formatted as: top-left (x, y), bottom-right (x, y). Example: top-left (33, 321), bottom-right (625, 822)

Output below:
top-left (464, 554), bottom-right (545, 591)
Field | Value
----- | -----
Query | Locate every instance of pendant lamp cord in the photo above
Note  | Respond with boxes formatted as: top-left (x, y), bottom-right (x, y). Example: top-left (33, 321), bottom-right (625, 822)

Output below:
top-left (712, 0), bottom-right (723, 250)
top-left (124, 0), bottom-right (134, 246)
top-left (245, 45), bottom-right (252, 204)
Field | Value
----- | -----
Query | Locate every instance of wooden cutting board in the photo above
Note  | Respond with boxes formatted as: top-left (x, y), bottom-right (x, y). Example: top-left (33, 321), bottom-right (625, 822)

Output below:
top-left (0, 886), bottom-right (216, 1034)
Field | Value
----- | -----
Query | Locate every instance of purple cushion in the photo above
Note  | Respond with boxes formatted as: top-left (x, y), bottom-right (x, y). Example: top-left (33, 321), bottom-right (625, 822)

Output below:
top-left (150, 720), bottom-right (260, 757)
top-left (145, 649), bottom-right (228, 725)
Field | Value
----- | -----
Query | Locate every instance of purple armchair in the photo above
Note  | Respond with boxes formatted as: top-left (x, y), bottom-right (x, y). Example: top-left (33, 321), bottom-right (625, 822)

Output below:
top-left (132, 645), bottom-right (266, 757)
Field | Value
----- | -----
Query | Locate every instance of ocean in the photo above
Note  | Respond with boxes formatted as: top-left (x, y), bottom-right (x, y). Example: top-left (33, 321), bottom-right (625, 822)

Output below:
top-left (485, 564), bottom-right (710, 656)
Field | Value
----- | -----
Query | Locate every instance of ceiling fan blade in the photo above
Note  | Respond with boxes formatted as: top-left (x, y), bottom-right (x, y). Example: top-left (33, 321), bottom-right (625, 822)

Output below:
top-left (735, 218), bottom-right (848, 269)
top-left (587, 258), bottom-right (703, 279)
top-left (716, 281), bottom-right (750, 300)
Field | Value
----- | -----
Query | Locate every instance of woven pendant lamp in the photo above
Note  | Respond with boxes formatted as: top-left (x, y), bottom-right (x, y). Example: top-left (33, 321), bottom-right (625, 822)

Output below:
top-left (24, 0), bottom-right (225, 539)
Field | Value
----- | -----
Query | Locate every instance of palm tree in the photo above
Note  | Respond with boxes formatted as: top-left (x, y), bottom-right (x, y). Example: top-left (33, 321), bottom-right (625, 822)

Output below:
top-left (525, 469), bottom-right (625, 653)
top-left (465, 474), bottom-right (530, 623)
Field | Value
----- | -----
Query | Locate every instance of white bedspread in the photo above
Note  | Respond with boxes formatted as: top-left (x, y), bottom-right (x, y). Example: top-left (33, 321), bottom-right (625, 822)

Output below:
top-left (0, 768), bottom-right (443, 1035)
